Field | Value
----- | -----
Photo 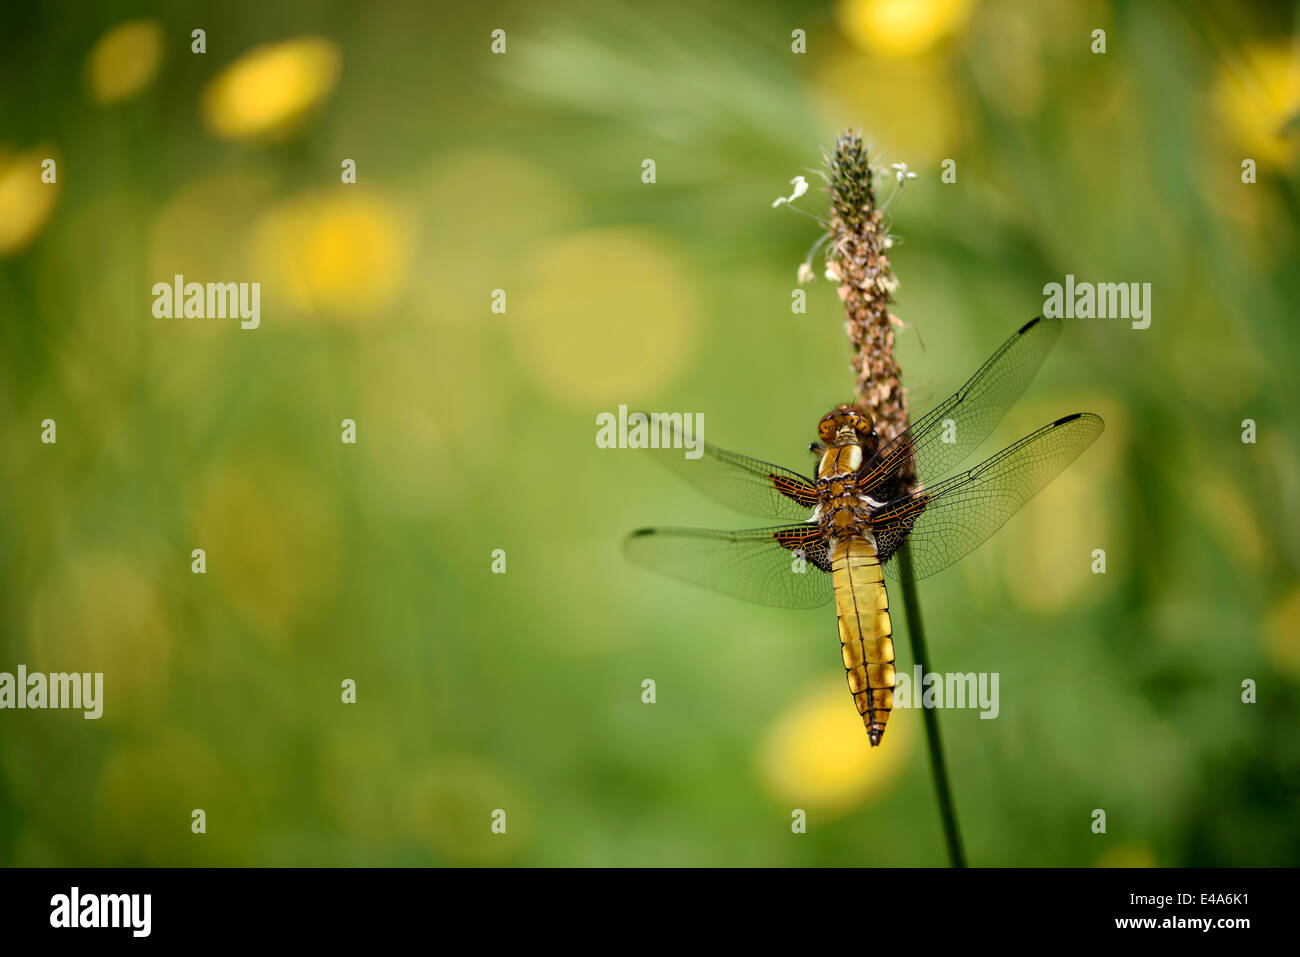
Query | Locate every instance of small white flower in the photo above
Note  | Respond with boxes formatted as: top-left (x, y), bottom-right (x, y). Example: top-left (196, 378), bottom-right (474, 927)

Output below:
top-left (771, 175), bottom-right (809, 208)
top-left (889, 162), bottom-right (917, 184)
top-left (797, 262), bottom-right (816, 284)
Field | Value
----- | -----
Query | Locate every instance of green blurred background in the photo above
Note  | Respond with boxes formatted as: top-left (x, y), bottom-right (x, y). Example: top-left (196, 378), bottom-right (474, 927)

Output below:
top-left (1, 0), bottom-right (1298, 866)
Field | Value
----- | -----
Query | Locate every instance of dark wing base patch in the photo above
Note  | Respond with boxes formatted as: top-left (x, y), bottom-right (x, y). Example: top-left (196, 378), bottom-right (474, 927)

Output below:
top-left (772, 525), bottom-right (832, 572)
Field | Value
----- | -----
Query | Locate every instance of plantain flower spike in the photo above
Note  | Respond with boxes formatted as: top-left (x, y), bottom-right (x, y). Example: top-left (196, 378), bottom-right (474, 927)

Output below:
top-left (825, 130), bottom-right (910, 450)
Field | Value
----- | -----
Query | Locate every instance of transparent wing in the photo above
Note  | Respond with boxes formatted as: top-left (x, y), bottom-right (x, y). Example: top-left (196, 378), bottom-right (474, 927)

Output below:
top-left (635, 412), bottom-right (817, 521)
top-left (874, 412), bottom-right (1104, 582)
top-left (624, 524), bottom-right (833, 608)
top-left (861, 316), bottom-right (1063, 497)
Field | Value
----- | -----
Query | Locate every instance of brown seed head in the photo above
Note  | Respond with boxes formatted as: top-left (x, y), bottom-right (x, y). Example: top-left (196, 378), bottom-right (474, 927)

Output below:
top-left (825, 130), bottom-right (909, 459)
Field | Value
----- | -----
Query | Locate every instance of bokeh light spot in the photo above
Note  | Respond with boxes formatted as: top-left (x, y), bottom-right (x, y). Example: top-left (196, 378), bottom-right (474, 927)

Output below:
top-left (836, 0), bottom-right (973, 58)
top-left (86, 19), bottom-right (165, 104)
top-left (201, 37), bottom-right (341, 140)
top-left (0, 147), bottom-right (60, 256)
top-left (414, 150), bottom-right (576, 323)
top-left (757, 678), bottom-right (913, 816)
top-left (515, 228), bottom-right (695, 405)
top-left (814, 52), bottom-right (967, 163)
top-left (1212, 42), bottom-right (1300, 170)
top-left (252, 190), bottom-right (412, 321)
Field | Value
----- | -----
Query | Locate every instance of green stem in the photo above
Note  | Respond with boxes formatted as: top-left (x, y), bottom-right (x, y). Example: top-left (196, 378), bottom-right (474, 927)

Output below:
top-left (897, 544), bottom-right (966, 868)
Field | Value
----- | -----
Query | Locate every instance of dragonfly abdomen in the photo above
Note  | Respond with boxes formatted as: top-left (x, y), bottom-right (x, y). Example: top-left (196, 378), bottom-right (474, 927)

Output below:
top-left (830, 535), bottom-right (895, 746)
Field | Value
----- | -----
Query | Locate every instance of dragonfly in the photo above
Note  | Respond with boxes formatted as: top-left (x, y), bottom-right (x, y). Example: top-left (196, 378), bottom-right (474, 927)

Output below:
top-left (625, 316), bottom-right (1103, 746)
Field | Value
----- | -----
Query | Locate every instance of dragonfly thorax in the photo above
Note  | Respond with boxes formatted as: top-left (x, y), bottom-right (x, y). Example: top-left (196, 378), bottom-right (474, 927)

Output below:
top-left (816, 440), bottom-right (875, 540)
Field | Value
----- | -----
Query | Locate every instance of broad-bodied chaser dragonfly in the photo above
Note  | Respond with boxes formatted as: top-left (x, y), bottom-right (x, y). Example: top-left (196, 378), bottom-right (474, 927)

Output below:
top-left (625, 317), bottom-right (1103, 745)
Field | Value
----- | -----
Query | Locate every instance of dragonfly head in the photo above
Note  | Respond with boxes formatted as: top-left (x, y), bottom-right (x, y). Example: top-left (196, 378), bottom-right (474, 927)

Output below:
top-left (818, 404), bottom-right (876, 448)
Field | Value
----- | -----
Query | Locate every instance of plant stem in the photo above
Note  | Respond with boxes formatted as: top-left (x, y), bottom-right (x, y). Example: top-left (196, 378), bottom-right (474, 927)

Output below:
top-left (897, 544), bottom-right (965, 868)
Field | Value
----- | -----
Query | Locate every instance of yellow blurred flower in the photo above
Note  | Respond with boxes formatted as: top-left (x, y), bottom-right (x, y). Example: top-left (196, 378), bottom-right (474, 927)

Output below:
top-left (836, 0), bottom-right (973, 58)
top-left (515, 228), bottom-right (696, 405)
top-left (1212, 41), bottom-right (1300, 170)
top-left (814, 52), bottom-right (967, 164)
top-left (1095, 842), bottom-right (1157, 867)
top-left (86, 19), bottom-right (164, 104)
top-left (201, 37), bottom-right (340, 140)
top-left (1264, 585), bottom-right (1300, 679)
top-left (0, 146), bottom-right (60, 256)
top-left (757, 678), bottom-right (913, 818)
top-left (251, 190), bottom-right (412, 320)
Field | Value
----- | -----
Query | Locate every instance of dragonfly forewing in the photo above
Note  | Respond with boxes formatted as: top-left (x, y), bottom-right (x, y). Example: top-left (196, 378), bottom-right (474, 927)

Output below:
top-left (633, 411), bottom-right (818, 522)
top-left (860, 315), bottom-right (1063, 495)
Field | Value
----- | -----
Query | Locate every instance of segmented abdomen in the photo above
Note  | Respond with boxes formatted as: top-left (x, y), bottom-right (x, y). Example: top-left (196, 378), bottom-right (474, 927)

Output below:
top-left (830, 535), bottom-right (895, 746)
